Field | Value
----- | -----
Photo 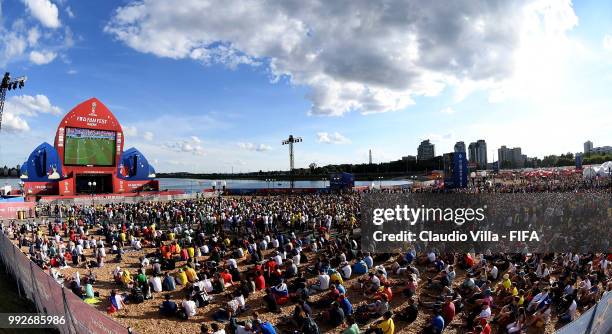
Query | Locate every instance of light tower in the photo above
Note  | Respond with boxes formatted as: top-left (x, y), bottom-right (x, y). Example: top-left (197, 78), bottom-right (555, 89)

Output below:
top-left (282, 134), bottom-right (302, 189)
top-left (0, 72), bottom-right (28, 133)
top-left (369, 149), bottom-right (372, 164)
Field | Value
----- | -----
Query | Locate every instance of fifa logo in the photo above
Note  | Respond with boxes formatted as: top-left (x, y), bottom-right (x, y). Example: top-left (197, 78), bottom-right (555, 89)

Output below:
top-left (89, 101), bottom-right (97, 116)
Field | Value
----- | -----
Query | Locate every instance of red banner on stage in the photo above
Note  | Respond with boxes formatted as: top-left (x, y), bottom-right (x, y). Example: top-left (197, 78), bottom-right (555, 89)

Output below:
top-left (0, 202), bottom-right (36, 219)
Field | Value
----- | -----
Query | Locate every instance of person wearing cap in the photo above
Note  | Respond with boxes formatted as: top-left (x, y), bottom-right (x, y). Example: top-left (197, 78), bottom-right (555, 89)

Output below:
top-left (441, 295), bottom-right (455, 325)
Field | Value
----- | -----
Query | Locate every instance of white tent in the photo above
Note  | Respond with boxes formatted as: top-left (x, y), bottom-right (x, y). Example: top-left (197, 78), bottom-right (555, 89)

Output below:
top-left (583, 167), bottom-right (598, 179)
top-left (582, 161), bottom-right (612, 179)
top-left (598, 161), bottom-right (612, 176)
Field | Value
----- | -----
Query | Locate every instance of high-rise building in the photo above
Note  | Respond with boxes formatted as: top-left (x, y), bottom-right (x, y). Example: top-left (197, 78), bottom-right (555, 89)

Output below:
top-left (498, 145), bottom-right (525, 168)
top-left (468, 140), bottom-right (487, 169)
top-left (454, 141), bottom-right (466, 153)
top-left (584, 140), bottom-right (593, 154)
top-left (498, 146), bottom-right (510, 165)
top-left (369, 149), bottom-right (372, 164)
top-left (468, 142), bottom-right (477, 164)
top-left (417, 139), bottom-right (435, 160)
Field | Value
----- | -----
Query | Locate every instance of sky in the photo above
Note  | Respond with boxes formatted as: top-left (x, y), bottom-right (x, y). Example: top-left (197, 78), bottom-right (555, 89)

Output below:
top-left (1, 0), bottom-right (612, 173)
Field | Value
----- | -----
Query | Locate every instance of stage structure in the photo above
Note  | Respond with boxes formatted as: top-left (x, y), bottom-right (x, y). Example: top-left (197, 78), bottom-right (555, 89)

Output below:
top-left (19, 98), bottom-right (158, 199)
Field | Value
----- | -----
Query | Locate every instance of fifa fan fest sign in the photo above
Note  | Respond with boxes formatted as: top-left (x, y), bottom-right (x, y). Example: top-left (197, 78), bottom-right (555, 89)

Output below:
top-left (20, 98), bottom-right (158, 199)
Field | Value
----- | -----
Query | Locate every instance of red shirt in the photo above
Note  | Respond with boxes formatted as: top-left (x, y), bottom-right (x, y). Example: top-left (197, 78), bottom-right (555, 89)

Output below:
top-left (442, 301), bottom-right (455, 324)
top-left (465, 254), bottom-right (474, 267)
top-left (255, 274), bottom-right (266, 290)
top-left (220, 272), bottom-right (233, 284)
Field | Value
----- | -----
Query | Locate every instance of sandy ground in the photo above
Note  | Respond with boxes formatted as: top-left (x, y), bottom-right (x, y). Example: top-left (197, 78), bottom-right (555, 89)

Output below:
top-left (14, 227), bottom-right (574, 334)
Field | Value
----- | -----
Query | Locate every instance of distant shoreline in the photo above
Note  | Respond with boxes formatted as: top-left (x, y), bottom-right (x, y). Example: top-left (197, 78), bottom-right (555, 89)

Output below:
top-left (155, 173), bottom-right (417, 181)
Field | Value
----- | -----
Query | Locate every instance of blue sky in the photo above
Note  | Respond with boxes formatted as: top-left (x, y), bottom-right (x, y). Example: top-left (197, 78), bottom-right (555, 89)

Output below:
top-left (1, 0), bottom-right (612, 173)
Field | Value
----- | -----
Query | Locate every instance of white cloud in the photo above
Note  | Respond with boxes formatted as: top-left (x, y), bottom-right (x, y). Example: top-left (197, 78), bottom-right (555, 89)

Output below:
top-left (67, 69), bottom-right (77, 74)
top-left (1, 112), bottom-right (30, 133)
top-left (603, 34), bottom-right (612, 52)
top-left (123, 125), bottom-right (138, 137)
top-left (1, 32), bottom-right (27, 64)
top-left (105, 0), bottom-right (577, 116)
top-left (23, 0), bottom-right (61, 29)
top-left (190, 136), bottom-right (202, 143)
top-left (238, 142), bottom-right (273, 152)
top-left (29, 50), bottom-right (57, 64)
top-left (163, 137), bottom-right (205, 155)
top-left (440, 107), bottom-right (456, 114)
top-left (317, 132), bottom-right (351, 144)
top-left (27, 27), bottom-right (40, 46)
top-left (65, 6), bottom-right (74, 18)
top-left (6, 94), bottom-right (62, 116)
top-left (123, 126), bottom-right (154, 141)
top-left (2, 94), bottom-right (61, 133)
top-left (0, 10), bottom-right (71, 66)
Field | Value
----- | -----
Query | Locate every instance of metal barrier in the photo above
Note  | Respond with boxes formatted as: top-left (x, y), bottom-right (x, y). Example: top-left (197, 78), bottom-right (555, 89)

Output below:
top-left (38, 192), bottom-right (207, 206)
top-left (0, 230), bottom-right (129, 334)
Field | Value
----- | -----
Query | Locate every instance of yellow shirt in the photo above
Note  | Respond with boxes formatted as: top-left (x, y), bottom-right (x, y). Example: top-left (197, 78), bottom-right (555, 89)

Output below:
top-left (185, 267), bottom-right (198, 282)
top-left (177, 271), bottom-right (188, 285)
top-left (377, 318), bottom-right (394, 334)
top-left (330, 272), bottom-right (344, 285)
top-left (187, 247), bottom-right (195, 258)
top-left (121, 271), bottom-right (132, 284)
top-left (502, 278), bottom-right (511, 290)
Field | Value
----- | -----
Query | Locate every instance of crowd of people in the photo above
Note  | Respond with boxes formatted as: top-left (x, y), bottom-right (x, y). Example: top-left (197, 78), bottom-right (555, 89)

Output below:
top-left (1, 176), bottom-right (611, 334)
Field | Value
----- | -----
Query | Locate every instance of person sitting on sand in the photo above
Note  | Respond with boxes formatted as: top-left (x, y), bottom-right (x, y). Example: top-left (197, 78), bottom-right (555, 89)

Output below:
top-left (159, 294), bottom-right (177, 317)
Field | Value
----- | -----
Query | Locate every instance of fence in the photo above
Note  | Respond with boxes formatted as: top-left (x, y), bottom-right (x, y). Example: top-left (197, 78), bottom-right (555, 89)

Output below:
top-left (0, 229), bottom-right (129, 334)
top-left (38, 192), bottom-right (207, 206)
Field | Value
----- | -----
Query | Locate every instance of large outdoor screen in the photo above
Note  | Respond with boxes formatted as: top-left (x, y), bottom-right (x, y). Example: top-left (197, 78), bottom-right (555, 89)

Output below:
top-left (64, 127), bottom-right (116, 166)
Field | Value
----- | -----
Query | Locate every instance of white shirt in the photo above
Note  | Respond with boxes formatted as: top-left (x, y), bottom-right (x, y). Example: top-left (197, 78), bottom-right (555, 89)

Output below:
top-left (318, 274), bottom-right (330, 290)
top-left (182, 300), bottom-right (197, 317)
top-left (479, 306), bottom-right (492, 319)
top-left (150, 277), bottom-right (162, 292)
top-left (567, 300), bottom-right (577, 320)
top-left (490, 266), bottom-right (498, 280)
top-left (227, 258), bottom-right (238, 269)
top-left (340, 265), bottom-right (352, 279)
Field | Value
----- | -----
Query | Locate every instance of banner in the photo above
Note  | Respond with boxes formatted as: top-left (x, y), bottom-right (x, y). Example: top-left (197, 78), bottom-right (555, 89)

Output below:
top-left (0, 202), bottom-right (36, 219)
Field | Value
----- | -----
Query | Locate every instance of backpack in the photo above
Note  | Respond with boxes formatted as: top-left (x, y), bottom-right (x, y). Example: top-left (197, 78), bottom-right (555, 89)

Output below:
top-left (302, 317), bottom-right (320, 334)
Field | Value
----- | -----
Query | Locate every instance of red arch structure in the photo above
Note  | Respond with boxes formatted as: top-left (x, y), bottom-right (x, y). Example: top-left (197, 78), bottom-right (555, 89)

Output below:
top-left (22, 98), bottom-right (159, 199)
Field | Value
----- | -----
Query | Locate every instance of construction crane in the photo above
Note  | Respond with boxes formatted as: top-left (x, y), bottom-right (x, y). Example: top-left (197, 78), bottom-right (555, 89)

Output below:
top-left (0, 72), bottom-right (28, 132)
top-left (282, 134), bottom-right (302, 190)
